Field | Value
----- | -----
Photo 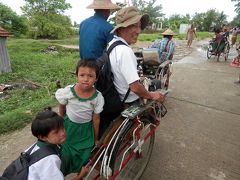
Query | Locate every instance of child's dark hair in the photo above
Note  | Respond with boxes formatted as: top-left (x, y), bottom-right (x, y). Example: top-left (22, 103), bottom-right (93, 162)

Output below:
top-left (213, 26), bottom-right (221, 33)
top-left (31, 108), bottom-right (64, 138)
top-left (75, 60), bottom-right (99, 78)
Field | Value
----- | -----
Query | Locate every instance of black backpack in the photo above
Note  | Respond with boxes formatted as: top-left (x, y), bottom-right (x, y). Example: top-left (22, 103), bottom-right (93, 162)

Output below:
top-left (1, 144), bottom-right (59, 180)
top-left (96, 40), bottom-right (130, 119)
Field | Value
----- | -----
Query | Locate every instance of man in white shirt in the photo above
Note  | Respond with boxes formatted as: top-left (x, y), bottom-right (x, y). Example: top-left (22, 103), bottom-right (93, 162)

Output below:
top-left (109, 6), bottom-right (165, 105)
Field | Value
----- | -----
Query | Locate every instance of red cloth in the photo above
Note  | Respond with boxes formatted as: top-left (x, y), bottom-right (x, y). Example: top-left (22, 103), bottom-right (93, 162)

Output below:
top-left (230, 56), bottom-right (240, 68)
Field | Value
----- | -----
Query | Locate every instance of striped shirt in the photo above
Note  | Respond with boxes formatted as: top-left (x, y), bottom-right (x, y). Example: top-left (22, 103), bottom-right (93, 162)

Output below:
top-left (158, 37), bottom-right (175, 60)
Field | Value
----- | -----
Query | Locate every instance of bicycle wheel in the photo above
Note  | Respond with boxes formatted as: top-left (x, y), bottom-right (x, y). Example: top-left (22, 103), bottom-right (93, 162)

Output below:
top-left (207, 46), bottom-right (212, 59)
top-left (224, 43), bottom-right (230, 61)
top-left (110, 118), bottom-right (155, 180)
top-left (156, 65), bottom-right (169, 90)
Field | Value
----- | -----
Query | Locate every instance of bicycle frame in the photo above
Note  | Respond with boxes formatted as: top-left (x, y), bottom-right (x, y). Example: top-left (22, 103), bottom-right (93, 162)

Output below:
top-left (110, 116), bottom-right (160, 180)
top-left (84, 100), bottom-right (164, 180)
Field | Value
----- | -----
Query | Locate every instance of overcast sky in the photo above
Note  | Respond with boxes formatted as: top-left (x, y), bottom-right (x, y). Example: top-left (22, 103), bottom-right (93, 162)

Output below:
top-left (0, 0), bottom-right (237, 24)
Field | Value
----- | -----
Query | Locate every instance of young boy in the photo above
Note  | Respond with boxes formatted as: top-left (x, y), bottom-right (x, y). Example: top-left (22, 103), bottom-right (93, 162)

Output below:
top-left (27, 108), bottom-right (66, 179)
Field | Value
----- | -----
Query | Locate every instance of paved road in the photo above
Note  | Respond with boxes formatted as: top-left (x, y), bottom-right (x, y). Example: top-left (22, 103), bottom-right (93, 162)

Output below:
top-left (142, 41), bottom-right (240, 180)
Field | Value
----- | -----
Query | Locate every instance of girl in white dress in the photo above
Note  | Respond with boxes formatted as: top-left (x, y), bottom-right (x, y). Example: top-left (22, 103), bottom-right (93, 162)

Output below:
top-left (55, 60), bottom-right (104, 179)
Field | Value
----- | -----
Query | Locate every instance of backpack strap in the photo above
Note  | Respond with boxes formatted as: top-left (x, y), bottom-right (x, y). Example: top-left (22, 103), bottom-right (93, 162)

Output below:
top-left (106, 40), bottom-right (127, 55)
top-left (106, 40), bottom-right (131, 103)
top-left (122, 88), bottom-right (131, 104)
top-left (27, 144), bottom-right (59, 166)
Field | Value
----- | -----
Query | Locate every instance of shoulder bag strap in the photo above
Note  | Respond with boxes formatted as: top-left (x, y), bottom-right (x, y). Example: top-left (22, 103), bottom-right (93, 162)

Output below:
top-left (164, 40), bottom-right (170, 52)
top-left (122, 88), bottom-right (131, 104)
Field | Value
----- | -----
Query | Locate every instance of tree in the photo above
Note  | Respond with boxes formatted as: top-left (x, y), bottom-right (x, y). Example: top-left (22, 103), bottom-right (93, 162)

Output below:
top-left (21, 0), bottom-right (73, 39)
top-left (230, 0), bottom-right (240, 27)
top-left (192, 13), bottom-right (205, 31)
top-left (204, 9), bottom-right (219, 31)
top-left (0, 3), bottom-right (28, 36)
top-left (166, 14), bottom-right (191, 30)
top-left (231, 0), bottom-right (240, 14)
top-left (192, 9), bottom-right (227, 31)
top-left (216, 11), bottom-right (228, 26)
top-left (131, 0), bottom-right (164, 25)
top-left (230, 14), bottom-right (240, 27)
top-left (109, 2), bottom-right (126, 25)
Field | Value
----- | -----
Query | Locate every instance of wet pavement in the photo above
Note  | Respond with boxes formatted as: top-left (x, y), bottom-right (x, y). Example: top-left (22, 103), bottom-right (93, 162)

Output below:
top-left (142, 40), bottom-right (240, 180)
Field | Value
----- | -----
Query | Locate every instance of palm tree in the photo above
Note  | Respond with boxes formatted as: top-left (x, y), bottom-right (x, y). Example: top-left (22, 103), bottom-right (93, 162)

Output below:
top-left (217, 12), bottom-right (227, 26)
top-left (231, 0), bottom-right (240, 14)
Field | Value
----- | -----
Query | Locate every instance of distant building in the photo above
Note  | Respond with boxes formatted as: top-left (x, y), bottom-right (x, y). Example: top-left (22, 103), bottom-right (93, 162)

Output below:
top-left (0, 27), bottom-right (11, 74)
top-left (151, 22), bottom-right (162, 30)
top-left (179, 24), bottom-right (189, 34)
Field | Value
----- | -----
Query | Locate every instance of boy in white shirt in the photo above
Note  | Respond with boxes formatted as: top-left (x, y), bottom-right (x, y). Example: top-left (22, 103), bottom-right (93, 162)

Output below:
top-left (28, 108), bottom-right (66, 180)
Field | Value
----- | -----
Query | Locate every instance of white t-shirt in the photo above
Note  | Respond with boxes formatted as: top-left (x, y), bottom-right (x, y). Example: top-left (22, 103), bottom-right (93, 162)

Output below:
top-left (108, 36), bottom-right (140, 103)
top-left (27, 144), bottom-right (64, 180)
top-left (55, 85), bottom-right (104, 123)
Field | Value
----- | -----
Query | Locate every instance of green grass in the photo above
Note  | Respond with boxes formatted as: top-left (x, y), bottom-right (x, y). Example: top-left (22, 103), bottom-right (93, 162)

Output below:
top-left (138, 31), bottom-right (214, 42)
top-left (0, 38), bottom-right (79, 134)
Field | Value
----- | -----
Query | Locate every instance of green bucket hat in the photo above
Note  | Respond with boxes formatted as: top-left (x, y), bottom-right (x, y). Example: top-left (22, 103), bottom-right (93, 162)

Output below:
top-left (111, 6), bottom-right (150, 33)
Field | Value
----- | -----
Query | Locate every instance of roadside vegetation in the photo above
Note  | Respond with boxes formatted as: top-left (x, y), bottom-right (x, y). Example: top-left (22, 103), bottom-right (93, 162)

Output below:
top-left (0, 38), bottom-right (79, 134)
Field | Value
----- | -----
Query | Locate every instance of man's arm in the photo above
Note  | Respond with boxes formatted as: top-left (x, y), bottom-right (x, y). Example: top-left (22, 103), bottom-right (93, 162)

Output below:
top-left (129, 81), bottom-right (164, 102)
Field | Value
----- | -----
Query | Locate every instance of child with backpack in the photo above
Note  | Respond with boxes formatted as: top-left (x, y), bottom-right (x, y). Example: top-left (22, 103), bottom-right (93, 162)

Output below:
top-left (1, 107), bottom-right (66, 180)
top-left (55, 60), bottom-right (104, 179)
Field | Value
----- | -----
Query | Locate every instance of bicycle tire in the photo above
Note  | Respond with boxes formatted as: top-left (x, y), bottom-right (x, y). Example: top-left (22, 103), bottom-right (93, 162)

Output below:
top-left (163, 65), bottom-right (170, 90)
top-left (156, 66), bottom-right (169, 90)
top-left (207, 46), bottom-right (212, 59)
top-left (224, 43), bottom-right (230, 61)
top-left (109, 118), bottom-right (155, 180)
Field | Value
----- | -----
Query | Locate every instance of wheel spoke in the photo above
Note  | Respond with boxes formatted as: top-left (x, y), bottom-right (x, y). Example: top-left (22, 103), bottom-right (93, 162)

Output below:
top-left (110, 120), bottom-right (155, 180)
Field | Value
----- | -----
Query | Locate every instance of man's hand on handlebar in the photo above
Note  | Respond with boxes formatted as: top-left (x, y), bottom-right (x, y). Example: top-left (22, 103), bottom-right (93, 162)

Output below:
top-left (149, 91), bottom-right (165, 103)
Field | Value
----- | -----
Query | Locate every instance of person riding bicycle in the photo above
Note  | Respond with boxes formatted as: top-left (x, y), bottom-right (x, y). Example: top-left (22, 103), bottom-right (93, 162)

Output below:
top-left (158, 28), bottom-right (176, 62)
top-left (109, 6), bottom-right (165, 107)
top-left (222, 24), bottom-right (230, 39)
top-left (150, 28), bottom-right (175, 63)
top-left (210, 27), bottom-right (226, 56)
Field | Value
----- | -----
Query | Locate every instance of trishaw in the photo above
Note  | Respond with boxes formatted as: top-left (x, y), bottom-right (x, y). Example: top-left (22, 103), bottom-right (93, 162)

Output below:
top-left (207, 34), bottom-right (230, 61)
top-left (84, 48), bottom-right (171, 180)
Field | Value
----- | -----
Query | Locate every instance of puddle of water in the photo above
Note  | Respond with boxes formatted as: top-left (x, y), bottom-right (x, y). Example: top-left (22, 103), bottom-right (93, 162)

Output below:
top-left (175, 42), bottom-right (238, 64)
top-left (197, 48), bottom-right (204, 52)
